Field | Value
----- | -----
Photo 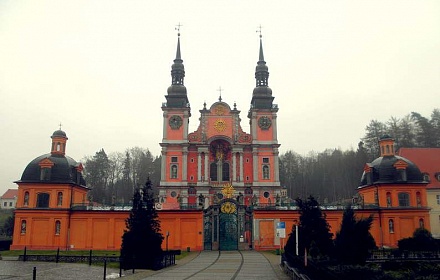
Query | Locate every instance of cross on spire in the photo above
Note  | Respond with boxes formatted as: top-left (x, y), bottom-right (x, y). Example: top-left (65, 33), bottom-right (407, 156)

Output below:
top-left (59, 122), bottom-right (62, 130)
top-left (256, 24), bottom-right (263, 38)
top-left (217, 86), bottom-right (223, 102)
top-left (175, 22), bottom-right (183, 36)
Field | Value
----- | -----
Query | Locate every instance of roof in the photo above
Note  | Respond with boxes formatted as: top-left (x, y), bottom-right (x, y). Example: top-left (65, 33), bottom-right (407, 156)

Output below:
top-left (397, 148), bottom-right (440, 189)
top-left (17, 153), bottom-right (86, 187)
top-left (1, 189), bottom-right (18, 199)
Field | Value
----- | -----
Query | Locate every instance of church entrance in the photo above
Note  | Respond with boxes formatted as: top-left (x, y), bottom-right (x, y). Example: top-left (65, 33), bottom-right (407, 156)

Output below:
top-left (203, 197), bottom-right (253, 251)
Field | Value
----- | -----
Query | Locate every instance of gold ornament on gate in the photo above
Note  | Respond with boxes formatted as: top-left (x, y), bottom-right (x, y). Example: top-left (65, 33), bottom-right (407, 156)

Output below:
top-left (221, 201), bottom-right (236, 214)
top-left (221, 183), bottom-right (235, 199)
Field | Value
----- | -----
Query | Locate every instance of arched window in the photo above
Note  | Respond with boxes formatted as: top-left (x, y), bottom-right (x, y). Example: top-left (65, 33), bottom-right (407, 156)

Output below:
top-left (55, 220), bottom-right (61, 235)
top-left (398, 192), bottom-right (410, 207)
top-left (21, 220), bottom-right (27, 234)
top-left (389, 219), bottom-right (394, 233)
top-left (36, 193), bottom-right (50, 208)
top-left (262, 165), bottom-right (270, 179)
top-left (386, 192), bottom-right (392, 207)
top-left (24, 191), bottom-right (29, 206)
top-left (57, 192), bottom-right (63, 206)
top-left (222, 162), bottom-right (230, 181)
top-left (210, 162), bottom-right (217, 181)
top-left (419, 218), bottom-right (424, 228)
top-left (170, 165), bottom-right (178, 179)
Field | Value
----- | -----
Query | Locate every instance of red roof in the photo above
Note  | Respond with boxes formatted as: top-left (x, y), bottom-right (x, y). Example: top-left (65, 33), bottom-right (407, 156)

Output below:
top-left (397, 148), bottom-right (440, 189)
top-left (1, 189), bottom-right (18, 199)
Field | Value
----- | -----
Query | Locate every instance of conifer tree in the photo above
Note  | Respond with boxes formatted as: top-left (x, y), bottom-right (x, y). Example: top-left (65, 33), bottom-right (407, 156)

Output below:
top-left (334, 205), bottom-right (376, 264)
top-left (285, 196), bottom-right (333, 259)
top-left (120, 178), bottom-right (163, 269)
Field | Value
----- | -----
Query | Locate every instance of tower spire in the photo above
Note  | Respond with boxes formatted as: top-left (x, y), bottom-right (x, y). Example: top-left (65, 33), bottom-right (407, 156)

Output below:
top-left (250, 25), bottom-right (274, 110)
top-left (165, 24), bottom-right (189, 108)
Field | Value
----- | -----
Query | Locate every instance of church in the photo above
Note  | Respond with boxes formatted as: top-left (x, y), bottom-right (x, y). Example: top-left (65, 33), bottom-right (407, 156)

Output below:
top-left (10, 32), bottom-right (431, 252)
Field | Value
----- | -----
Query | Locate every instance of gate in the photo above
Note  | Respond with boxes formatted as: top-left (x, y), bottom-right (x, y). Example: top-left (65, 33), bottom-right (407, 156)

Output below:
top-left (219, 201), bottom-right (238, 250)
top-left (203, 198), bottom-right (252, 251)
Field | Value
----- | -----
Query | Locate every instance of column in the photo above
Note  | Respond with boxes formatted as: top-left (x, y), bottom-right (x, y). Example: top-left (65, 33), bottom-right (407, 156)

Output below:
top-left (253, 148), bottom-right (258, 182)
top-left (182, 148), bottom-right (188, 181)
top-left (198, 151), bottom-right (202, 181)
top-left (233, 152), bottom-right (237, 182)
top-left (240, 152), bottom-right (244, 182)
top-left (161, 148), bottom-right (167, 181)
top-left (274, 149), bottom-right (280, 181)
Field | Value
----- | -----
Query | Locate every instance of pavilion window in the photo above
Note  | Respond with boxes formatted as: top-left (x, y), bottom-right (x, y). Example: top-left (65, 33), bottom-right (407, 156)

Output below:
top-left (398, 192), bottom-right (410, 207)
top-left (40, 167), bottom-right (51, 181)
top-left (36, 193), bottom-right (50, 208)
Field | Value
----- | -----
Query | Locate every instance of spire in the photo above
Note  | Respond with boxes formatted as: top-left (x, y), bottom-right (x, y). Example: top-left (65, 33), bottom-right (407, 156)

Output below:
top-left (250, 25), bottom-right (274, 110)
top-left (165, 23), bottom-right (189, 108)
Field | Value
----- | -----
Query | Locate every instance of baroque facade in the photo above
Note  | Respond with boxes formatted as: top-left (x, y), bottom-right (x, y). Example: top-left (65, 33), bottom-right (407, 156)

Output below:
top-left (10, 33), bottom-right (432, 251)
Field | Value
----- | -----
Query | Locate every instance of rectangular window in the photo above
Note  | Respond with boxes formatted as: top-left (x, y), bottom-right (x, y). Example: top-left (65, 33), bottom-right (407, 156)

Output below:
top-left (171, 157), bottom-right (178, 163)
top-left (437, 195), bottom-right (440, 205)
top-left (263, 157), bottom-right (269, 163)
top-left (3, 202), bottom-right (6, 207)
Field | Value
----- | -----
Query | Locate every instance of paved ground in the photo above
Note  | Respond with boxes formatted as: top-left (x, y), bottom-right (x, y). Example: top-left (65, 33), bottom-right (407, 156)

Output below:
top-left (0, 251), bottom-right (289, 280)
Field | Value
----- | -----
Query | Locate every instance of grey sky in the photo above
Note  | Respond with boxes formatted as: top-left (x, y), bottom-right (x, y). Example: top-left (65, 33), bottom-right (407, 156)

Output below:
top-left (1, 1), bottom-right (439, 195)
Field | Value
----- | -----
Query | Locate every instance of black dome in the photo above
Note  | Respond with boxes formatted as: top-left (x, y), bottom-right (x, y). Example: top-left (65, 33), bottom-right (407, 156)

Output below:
top-left (360, 155), bottom-right (424, 186)
top-left (19, 153), bottom-right (86, 186)
top-left (52, 129), bottom-right (67, 137)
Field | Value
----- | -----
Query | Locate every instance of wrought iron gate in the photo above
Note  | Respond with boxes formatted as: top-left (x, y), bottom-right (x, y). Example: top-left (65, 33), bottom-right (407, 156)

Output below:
top-left (219, 201), bottom-right (238, 250)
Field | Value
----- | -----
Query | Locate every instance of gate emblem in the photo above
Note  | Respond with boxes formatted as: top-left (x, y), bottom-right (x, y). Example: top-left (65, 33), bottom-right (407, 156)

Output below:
top-left (220, 202), bottom-right (236, 214)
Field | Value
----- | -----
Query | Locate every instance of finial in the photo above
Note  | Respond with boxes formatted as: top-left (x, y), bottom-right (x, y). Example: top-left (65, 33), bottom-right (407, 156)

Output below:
top-left (234, 102), bottom-right (237, 110)
top-left (217, 86), bottom-right (223, 102)
top-left (175, 22), bottom-right (182, 37)
top-left (59, 122), bottom-right (62, 130)
top-left (203, 101), bottom-right (206, 109)
top-left (256, 24), bottom-right (263, 38)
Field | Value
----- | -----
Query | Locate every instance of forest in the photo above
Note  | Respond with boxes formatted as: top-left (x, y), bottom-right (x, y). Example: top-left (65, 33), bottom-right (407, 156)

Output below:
top-left (83, 109), bottom-right (439, 205)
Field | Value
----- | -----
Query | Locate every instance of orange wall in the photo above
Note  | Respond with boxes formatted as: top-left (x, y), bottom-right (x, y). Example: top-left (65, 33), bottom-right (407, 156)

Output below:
top-left (11, 209), bottom-right (204, 251)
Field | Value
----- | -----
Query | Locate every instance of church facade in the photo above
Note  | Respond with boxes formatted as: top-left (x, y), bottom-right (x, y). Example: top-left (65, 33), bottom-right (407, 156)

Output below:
top-left (10, 33), bottom-right (431, 252)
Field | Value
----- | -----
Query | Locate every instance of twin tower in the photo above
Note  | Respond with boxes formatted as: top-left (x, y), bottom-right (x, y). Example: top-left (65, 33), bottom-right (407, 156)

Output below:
top-left (158, 33), bottom-right (283, 210)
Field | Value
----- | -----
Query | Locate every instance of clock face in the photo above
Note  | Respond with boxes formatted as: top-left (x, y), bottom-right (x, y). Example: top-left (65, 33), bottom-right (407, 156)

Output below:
top-left (258, 116), bottom-right (272, 130)
top-left (169, 115), bottom-right (183, 129)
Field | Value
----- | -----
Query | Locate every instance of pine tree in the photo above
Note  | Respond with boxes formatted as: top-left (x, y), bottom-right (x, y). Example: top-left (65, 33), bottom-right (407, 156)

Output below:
top-left (120, 178), bottom-right (163, 269)
top-left (334, 205), bottom-right (376, 264)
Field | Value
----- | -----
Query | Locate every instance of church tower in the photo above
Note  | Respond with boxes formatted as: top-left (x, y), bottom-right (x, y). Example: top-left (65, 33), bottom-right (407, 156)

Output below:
top-left (247, 33), bottom-right (281, 204)
top-left (159, 30), bottom-right (191, 209)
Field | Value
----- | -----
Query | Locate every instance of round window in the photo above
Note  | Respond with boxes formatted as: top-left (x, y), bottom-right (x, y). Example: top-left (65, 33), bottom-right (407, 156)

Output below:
top-left (263, 191), bottom-right (270, 198)
top-left (217, 193), bottom-right (224, 200)
top-left (170, 191), bottom-right (177, 198)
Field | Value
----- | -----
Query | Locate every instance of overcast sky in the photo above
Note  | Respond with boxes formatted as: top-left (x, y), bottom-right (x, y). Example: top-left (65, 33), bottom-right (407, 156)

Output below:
top-left (0, 1), bottom-right (439, 195)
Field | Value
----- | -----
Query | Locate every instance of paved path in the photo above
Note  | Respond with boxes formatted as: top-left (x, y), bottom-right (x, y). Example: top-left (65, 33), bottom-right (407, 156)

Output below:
top-left (131, 251), bottom-right (289, 280)
top-left (0, 251), bottom-right (289, 280)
